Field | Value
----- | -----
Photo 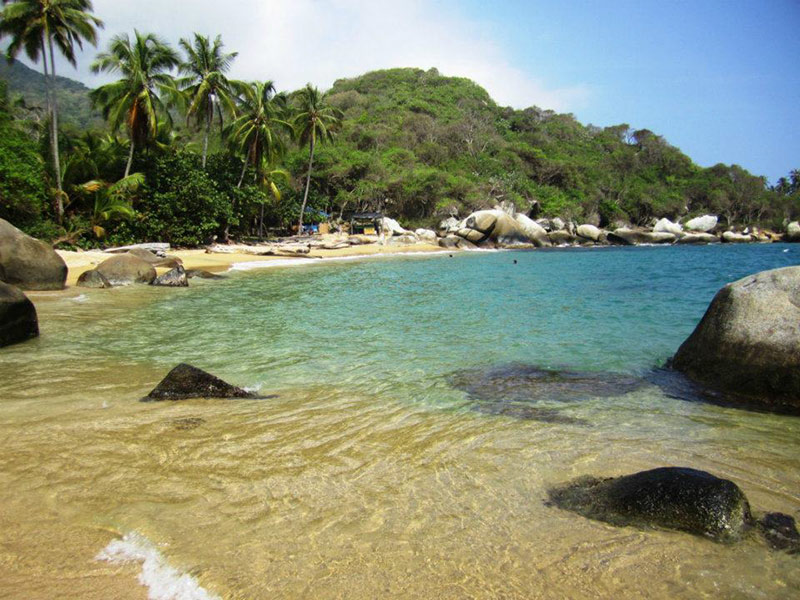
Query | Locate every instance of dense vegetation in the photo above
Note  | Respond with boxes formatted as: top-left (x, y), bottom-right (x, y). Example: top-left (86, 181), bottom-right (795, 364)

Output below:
top-left (0, 1), bottom-right (798, 247)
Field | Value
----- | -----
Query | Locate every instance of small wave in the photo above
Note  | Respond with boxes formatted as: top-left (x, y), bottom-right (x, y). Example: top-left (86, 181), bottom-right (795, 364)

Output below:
top-left (72, 294), bottom-right (89, 302)
top-left (96, 532), bottom-right (219, 600)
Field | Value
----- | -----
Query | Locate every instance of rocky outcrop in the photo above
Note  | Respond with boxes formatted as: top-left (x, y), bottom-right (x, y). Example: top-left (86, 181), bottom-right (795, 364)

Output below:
top-left (458, 210), bottom-right (533, 246)
top-left (653, 218), bottom-right (683, 235)
top-left (786, 221), bottom-right (800, 242)
top-left (437, 217), bottom-right (461, 235)
top-left (76, 269), bottom-right (111, 289)
top-left (0, 281), bottom-right (39, 347)
top-left (576, 224), bottom-right (602, 242)
top-left (0, 218), bottom-right (67, 291)
top-left (547, 467), bottom-right (752, 543)
top-left (515, 214), bottom-right (551, 247)
top-left (415, 228), bottom-right (437, 243)
top-left (141, 363), bottom-right (260, 401)
top-left (674, 232), bottom-right (719, 244)
top-left (95, 253), bottom-right (157, 286)
top-left (721, 231), bottom-right (753, 243)
top-left (438, 235), bottom-right (460, 249)
top-left (671, 266), bottom-right (800, 412)
top-left (608, 228), bottom-right (676, 245)
top-left (380, 217), bottom-right (409, 236)
top-left (685, 215), bottom-right (719, 232)
top-left (548, 230), bottom-right (576, 245)
top-left (151, 266), bottom-right (189, 287)
top-left (551, 217), bottom-right (566, 231)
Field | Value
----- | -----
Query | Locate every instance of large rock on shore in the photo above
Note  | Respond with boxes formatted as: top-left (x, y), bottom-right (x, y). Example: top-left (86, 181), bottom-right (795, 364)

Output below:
top-left (675, 232), bottom-right (719, 245)
top-left (671, 266), bottom-right (800, 411)
top-left (547, 467), bottom-right (752, 543)
top-left (685, 215), bottom-right (718, 232)
top-left (515, 214), bottom-right (551, 247)
top-left (786, 221), bottom-right (800, 242)
top-left (576, 224), bottom-right (603, 242)
top-left (142, 363), bottom-right (259, 401)
top-left (77, 269), bottom-right (111, 289)
top-left (458, 210), bottom-right (532, 247)
top-left (126, 247), bottom-right (183, 268)
top-left (548, 230), bottom-right (576, 245)
top-left (380, 217), bottom-right (409, 236)
top-left (721, 231), bottom-right (753, 243)
top-left (653, 218), bottom-right (683, 235)
top-left (0, 281), bottom-right (39, 347)
top-left (151, 265), bottom-right (188, 287)
top-left (95, 253), bottom-right (157, 286)
top-left (0, 218), bottom-right (67, 291)
top-left (608, 228), bottom-right (675, 245)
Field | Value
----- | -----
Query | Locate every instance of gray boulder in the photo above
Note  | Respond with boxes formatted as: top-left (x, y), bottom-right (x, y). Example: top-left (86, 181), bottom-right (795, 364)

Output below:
top-left (387, 233), bottom-right (419, 245)
top-left (151, 265), bottom-right (189, 287)
top-left (415, 228), bottom-right (437, 243)
top-left (459, 210), bottom-right (532, 246)
top-left (786, 221), bottom-right (800, 242)
top-left (438, 235), bottom-right (460, 249)
top-left (671, 266), bottom-right (800, 411)
top-left (551, 217), bottom-right (566, 231)
top-left (95, 253), bottom-right (157, 285)
top-left (576, 224), bottom-right (602, 242)
top-left (186, 269), bottom-right (226, 280)
top-left (685, 215), bottom-right (719, 232)
top-left (675, 232), bottom-right (719, 245)
top-left (0, 218), bottom-right (67, 291)
top-left (142, 363), bottom-right (260, 401)
top-left (380, 216), bottom-right (409, 236)
top-left (76, 269), bottom-right (111, 289)
top-left (547, 467), bottom-right (752, 543)
top-left (721, 231), bottom-right (753, 243)
top-left (0, 281), bottom-right (39, 347)
top-left (515, 214), bottom-right (551, 247)
top-left (437, 217), bottom-right (460, 235)
top-left (653, 218), bottom-right (683, 235)
top-left (608, 228), bottom-right (676, 245)
top-left (548, 230), bottom-right (576, 245)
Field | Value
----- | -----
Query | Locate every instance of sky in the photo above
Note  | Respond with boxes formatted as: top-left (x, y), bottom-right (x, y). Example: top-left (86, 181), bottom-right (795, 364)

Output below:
top-left (10, 0), bottom-right (800, 183)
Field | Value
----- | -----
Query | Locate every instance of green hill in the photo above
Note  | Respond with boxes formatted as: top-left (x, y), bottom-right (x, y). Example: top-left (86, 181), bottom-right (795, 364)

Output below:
top-left (0, 58), bottom-right (100, 129)
top-left (291, 67), bottom-right (776, 228)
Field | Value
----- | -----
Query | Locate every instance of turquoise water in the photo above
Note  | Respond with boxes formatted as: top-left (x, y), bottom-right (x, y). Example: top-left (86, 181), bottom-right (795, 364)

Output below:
top-left (1, 244), bottom-right (799, 599)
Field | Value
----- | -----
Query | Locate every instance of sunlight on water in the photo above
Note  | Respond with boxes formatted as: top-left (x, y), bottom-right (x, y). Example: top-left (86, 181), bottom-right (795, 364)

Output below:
top-left (0, 245), bottom-right (798, 598)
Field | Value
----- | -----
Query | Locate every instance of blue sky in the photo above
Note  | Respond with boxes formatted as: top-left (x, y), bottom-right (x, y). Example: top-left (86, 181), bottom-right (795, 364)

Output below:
top-left (9, 0), bottom-right (798, 183)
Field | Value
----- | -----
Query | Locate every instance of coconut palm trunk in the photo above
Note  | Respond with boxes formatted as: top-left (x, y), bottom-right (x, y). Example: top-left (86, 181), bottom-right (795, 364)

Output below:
top-left (46, 31), bottom-right (64, 222)
top-left (297, 135), bottom-right (315, 234)
top-left (202, 100), bottom-right (212, 168)
top-left (124, 138), bottom-right (135, 178)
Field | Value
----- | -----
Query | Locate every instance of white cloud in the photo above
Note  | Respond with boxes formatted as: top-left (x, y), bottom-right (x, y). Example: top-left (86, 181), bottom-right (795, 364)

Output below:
top-left (29, 0), bottom-right (590, 111)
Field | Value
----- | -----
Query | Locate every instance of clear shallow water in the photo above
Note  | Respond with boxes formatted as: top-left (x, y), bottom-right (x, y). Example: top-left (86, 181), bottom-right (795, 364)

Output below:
top-left (1, 244), bottom-right (799, 599)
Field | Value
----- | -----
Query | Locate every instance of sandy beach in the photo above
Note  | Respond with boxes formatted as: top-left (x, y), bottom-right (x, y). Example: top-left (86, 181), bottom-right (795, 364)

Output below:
top-left (56, 240), bottom-right (447, 287)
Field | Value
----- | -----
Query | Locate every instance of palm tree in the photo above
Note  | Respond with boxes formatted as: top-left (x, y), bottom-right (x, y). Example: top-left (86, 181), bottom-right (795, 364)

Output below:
top-left (178, 33), bottom-right (238, 168)
top-left (78, 172), bottom-right (141, 238)
top-left (89, 30), bottom-right (179, 177)
top-left (292, 84), bottom-right (341, 233)
top-left (0, 0), bottom-right (103, 222)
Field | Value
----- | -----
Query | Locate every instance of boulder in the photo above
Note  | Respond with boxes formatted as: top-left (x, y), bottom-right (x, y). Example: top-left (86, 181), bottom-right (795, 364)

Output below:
top-left (515, 214), bottom-right (551, 247)
top-left (551, 217), bottom-right (566, 231)
top-left (671, 266), bottom-right (800, 411)
top-left (437, 217), bottom-right (460, 235)
top-left (536, 218), bottom-right (552, 231)
top-left (653, 218), bottom-right (683, 235)
top-left (387, 233), bottom-right (419, 245)
top-left (675, 232), bottom-right (719, 245)
top-left (414, 228), bottom-right (437, 243)
top-left (786, 221), bottom-right (800, 242)
top-left (608, 228), bottom-right (676, 245)
top-left (126, 247), bottom-right (183, 268)
top-left (438, 235), bottom-right (460, 249)
top-left (548, 230), bottom-right (576, 245)
top-left (347, 234), bottom-right (380, 245)
top-left (151, 266), bottom-right (189, 287)
top-left (456, 227), bottom-right (487, 244)
top-left (76, 269), bottom-right (111, 289)
top-left (547, 467), bottom-right (752, 543)
top-left (685, 215), bottom-right (718, 232)
top-left (0, 218), bottom-right (67, 291)
top-left (95, 253), bottom-right (157, 286)
top-left (141, 363), bottom-right (259, 401)
top-left (456, 237), bottom-right (479, 250)
top-left (380, 217), bottom-right (408, 236)
top-left (576, 224), bottom-right (602, 242)
top-left (0, 281), bottom-right (39, 347)
top-left (721, 231), bottom-right (753, 243)
top-left (459, 210), bottom-right (534, 247)
top-left (758, 512), bottom-right (800, 552)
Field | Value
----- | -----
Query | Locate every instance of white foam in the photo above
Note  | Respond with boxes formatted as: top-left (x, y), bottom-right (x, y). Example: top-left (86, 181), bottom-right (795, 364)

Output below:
top-left (229, 249), bottom-right (455, 272)
top-left (97, 532), bottom-right (219, 600)
top-left (72, 294), bottom-right (89, 302)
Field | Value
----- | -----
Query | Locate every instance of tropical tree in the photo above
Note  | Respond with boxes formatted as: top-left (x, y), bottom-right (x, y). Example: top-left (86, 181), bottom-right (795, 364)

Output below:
top-left (0, 0), bottom-right (103, 222)
top-left (78, 172), bottom-right (141, 238)
top-left (292, 83), bottom-right (341, 232)
top-left (89, 30), bottom-right (179, 177)
top-left (177, 33), bottom-right (238, 168)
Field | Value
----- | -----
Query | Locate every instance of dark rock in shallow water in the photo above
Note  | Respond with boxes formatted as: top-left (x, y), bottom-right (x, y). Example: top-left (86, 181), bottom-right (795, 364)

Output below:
top-left (186, 269), bottom-right (226, 280)
top-left (142, 363), bottom-right (259, 401)
top-left (170, 417), bottom-right (207, 431)
top-left (758, 513), bottom-right (800, 553)
top-left (0, 218), bottom-right (68, 290)
top-left (547, 467), bottom-right (752, 543)
top-left (449, 363), bottom-right (645, 404)
top-left (151, 265), bottom-right (188, 287)
top-left (0, 281), bottom-right (39, 347)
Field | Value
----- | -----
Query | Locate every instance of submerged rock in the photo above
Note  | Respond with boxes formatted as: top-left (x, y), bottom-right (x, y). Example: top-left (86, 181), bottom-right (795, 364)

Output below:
top-left (186, 269), bottom-right (227, 280)
top-left (758, 513), bottom-right (800, 553)
top-left (95, 253), bottom-right (156, 286)
top-left (0, 218), bottom-right (67, 291)
top-left (0, 281), bottom-right (39, 347)
top-left (151, 265), bottom-right (189, 287)
top-left (671, 266), bottom-right (800, 412)
top-left (449, 363), bottom-right (645, 404)
top-left (76, 269), bottom-right (111, 289)
top-left (472, 402), bottom-right (588, 425)
top-left (142, 363), bottom-right (261, 401)
top-left (547, 467), bottom-right (752, 543)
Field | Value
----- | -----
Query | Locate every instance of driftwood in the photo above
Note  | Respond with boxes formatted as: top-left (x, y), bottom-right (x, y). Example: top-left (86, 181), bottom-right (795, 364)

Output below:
top-left (205, 243), bottom-right (312, 257)
top-left (105, 243), bottom-right (170, 256)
